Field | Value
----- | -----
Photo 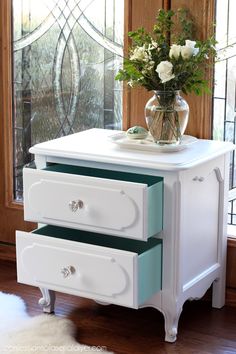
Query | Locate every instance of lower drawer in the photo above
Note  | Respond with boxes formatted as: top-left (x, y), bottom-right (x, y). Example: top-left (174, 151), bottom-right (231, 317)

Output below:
top-left (16, 226), bottom-right (162, 308)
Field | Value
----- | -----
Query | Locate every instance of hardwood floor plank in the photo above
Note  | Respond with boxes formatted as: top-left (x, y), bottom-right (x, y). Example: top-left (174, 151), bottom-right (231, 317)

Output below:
top-left (0, 243), bottom-right (16, 261)
top-left (1, 260), bottom-right (236, 354)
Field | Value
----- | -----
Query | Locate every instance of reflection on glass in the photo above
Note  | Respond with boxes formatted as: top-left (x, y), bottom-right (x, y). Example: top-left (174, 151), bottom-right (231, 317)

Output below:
top-left (12, 0), bottom-right (124, 200)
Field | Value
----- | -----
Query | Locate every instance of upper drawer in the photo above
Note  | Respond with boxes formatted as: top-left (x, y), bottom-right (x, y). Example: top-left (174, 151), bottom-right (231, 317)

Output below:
top-left (23, 165), bottom-right (163, 240)
top-left (16, 225), bottom-right (162, 308)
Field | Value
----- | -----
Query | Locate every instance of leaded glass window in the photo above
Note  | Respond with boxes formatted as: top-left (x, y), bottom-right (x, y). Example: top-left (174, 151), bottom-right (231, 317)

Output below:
top-left (213, 0), bottom-right (236, 226)
top-left (13, 0), bottom-right (124, 201)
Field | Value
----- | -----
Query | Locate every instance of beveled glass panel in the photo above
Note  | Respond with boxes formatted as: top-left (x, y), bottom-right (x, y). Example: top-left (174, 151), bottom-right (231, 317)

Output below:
top-left (12, 0), bottom-right (124, 201)
top-left (213, 0), bottom-right (236, 227)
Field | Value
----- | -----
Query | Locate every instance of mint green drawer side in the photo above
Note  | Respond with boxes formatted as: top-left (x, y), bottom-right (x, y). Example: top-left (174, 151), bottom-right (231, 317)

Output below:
top-left (138, 241), bottom-right (162, 305)
top-left (147, 181), bottom-right (163, 237)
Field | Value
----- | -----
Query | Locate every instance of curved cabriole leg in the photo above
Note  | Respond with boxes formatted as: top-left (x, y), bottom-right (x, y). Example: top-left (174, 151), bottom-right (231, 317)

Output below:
top-left (162, 306), bottom-right (183, 343)
top-left (162, 307), bottom-right (182, 343)
top-left (39, 288), bottom-right (56, 313)
top-left (142, 294), bottom-right (183, 343)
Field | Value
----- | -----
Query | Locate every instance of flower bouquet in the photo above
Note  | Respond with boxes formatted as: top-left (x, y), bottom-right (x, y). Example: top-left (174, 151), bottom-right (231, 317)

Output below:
top-left (116, 9), bottom-right (217, 144)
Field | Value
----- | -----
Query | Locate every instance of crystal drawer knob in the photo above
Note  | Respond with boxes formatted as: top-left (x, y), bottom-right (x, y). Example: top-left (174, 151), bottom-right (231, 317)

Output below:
top-left (69, 199), bottom-right (84, 212)
top-left (61, 266), bottom-right (75, 278)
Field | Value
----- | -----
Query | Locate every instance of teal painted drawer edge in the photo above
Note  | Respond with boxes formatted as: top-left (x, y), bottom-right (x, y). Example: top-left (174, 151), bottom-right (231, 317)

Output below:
top-left (138, 241), bottom-right (162, 305)
top-left (147, 181), bottom-right (163, 237)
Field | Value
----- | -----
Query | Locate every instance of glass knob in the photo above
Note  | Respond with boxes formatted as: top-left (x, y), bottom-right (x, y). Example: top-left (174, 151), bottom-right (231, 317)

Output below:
top-left (61, 266), bottom-right (75, 278)
top-left (68, 199), bottom-right (84, 212)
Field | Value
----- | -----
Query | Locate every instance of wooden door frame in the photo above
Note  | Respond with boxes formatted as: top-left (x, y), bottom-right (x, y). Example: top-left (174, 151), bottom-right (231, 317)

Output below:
top-left (0, 0), bottom-right (16, 209)
top-left (0, 1), bottom-right (34, 244)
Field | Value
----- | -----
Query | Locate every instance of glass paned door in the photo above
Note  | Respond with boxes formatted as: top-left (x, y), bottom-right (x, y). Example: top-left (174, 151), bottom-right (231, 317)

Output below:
top-left (12, 0), bottom-right (124, 201)
top-left (213, 0), bottom-right (236, 226)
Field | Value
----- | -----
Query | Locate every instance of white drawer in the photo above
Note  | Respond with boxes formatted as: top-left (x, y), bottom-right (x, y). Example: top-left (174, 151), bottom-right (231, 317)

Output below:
top-left (16, 226), bottom-right (162, 308)
top-left (23, 165), bottom-right (163, 240)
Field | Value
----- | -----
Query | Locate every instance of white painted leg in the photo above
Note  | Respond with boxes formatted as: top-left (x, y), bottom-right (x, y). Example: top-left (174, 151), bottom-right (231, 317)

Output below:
top-left (212, 276), bottom-right (225, 309)
top-left (162, 306), bottom-right (182, 343)
top-left (38, 288), bottom-right (56, 313)
top-left (142, 293), bottom-right (183, 343)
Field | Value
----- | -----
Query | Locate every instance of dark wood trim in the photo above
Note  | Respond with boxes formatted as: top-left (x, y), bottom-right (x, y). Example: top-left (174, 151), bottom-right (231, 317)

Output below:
top-left (6, 201), bottom-right (24, 211)
top-left (0, 2), bottom-right (44, 243)
top-left (162, 0), bottom-right (171, 9)
top-left (0, 0), bottom-right (14, 208)
top-left (226, 287), bottom-right (236, 308)
top-left (170, 0), bottom-right (215, 139)
top-left (0, 0), bottom-right (24, 212)
top-left (226, 237), bottom-right (236, 289)
top-left (227, 238), bottom-right (236, 248)
top-left (125, 0), bottom-right (164, 130)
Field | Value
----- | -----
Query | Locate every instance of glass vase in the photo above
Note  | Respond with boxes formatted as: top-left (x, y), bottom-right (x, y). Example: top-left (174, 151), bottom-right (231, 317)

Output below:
top-left (145, 91), bottom-right (189, 145)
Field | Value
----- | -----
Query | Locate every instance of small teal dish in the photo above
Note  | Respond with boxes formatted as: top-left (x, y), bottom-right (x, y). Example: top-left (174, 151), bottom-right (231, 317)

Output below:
top-left (126, 126), bottom-right (148, 140)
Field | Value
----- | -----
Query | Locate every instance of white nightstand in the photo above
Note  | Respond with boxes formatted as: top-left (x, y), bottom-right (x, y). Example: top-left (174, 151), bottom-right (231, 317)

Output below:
top-left (16, 129), bottom-right (234, 342)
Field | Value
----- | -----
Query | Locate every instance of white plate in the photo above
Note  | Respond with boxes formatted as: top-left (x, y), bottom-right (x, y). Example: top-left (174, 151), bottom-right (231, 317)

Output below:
top-left (108, 132), bottom-right (198, 153)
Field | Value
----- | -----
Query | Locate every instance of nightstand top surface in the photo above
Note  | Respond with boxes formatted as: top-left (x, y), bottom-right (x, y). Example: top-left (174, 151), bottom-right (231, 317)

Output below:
top-left (29, 129), bottom-right (234, 171)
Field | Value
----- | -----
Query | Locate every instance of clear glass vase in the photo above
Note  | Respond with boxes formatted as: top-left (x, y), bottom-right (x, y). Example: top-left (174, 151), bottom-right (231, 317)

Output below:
top-left (145, 91), bottom-right (189, 145)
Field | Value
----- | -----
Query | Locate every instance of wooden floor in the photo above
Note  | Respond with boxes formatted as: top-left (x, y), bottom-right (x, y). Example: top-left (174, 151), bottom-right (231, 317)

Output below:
top-left (1, 260), bottom-right (236, 354)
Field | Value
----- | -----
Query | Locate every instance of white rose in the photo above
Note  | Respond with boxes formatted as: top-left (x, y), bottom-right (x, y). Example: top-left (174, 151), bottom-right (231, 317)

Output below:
top-left (130, 46), bottom-right (150, 62)
top-left (185, 40), bottom-right (197, 48)
top-left (169, 44), bottom-right (181, 59)
top-left (193, 47), bottom-right (199, 56)
top-left (181, 46), bottom-right (194, 59)
top-left (185, 40), bottom-right (199, 56)
top-left (181, 40), bottom-right (199, 59)
top-left (155, 61), bottom-right (175, 83)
